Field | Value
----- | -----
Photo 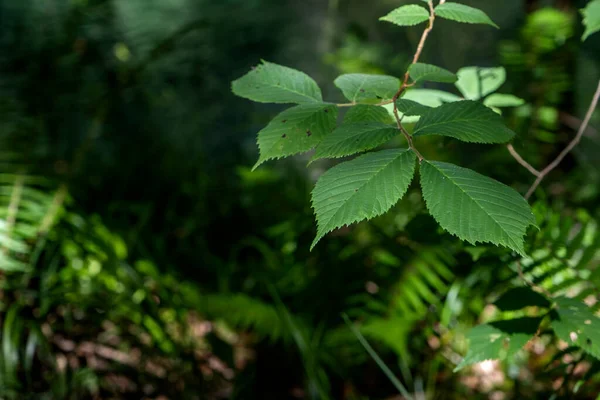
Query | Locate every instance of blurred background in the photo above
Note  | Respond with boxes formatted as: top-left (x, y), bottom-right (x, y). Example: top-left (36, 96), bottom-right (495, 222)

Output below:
top-left (0, 0), bottom-right (600, 398)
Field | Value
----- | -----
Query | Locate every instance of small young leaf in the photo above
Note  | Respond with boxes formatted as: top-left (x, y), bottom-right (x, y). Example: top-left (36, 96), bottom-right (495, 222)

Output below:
top-left (413, 101), bottom-right (516, 143)
top-left (232, 60), bottom-right (322, 104)
top-left (582, 0), bottom-right (600, 41)
top-left (312, 122), bottom-right (399, 162)
top-left (253, 104), bottom-right (338, 169)
top-left (455, 317), bottom-right (541, 371)
top-left (494, 287), bottom-right (551, 311)
top-left (344, 105), bottom-right (395, 124)
top-left (380, 5), bottom-right (430, 26)
top-left (311, 149), bottom-right (417, 249)
top-left (334, 74), bottom-right (400, 104)
top-left (435, 3), bottom-right (499, 28)
top-left (395, 99), bottom-right (432, 116)
top-left (484, 94), bottom-right (525, 108)
top-left (456, 66), bottom-right (506, 100)
top-left (409, 63), bottom-right (458, 84)
top-left (420, 161), bottom-right (535, 255)
top-left (551, 297), bottom-right (600, 359)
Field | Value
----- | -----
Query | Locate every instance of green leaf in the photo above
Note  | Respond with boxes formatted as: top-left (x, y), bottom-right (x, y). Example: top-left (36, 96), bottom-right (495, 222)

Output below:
top-left (395, 99), bottom-right (433, 116)
top-left (456, 66), bottom-right (506, 100)
top-left (435, 3), bottom-right (499, 28)
top-left (484, 94), bottom-right (525, 108)
top-left (334, 74), bottom-right (400, 104)
top-left (311, 149), bottom-right (417, 249)
top-left (409, 63), bottom-right (458, 84)
top-left (420, 161), bottom-right (535, 255)
top-left (551, 297), bottom-right (600, 359)
top-left (344, 105), bottom-right (395, 124)
top-left (232, 60), bottom-right (322, 104)
top-left (380, 5), bottom-right (430, 26)
top-left (455, 317), bottom-right (541, 371)
top-left (494, 287), bottom-right (551, 311)
top-left (403, 89), bottom-right (462, 107)
top-left (312, 122), bottom-right (399, 162)
top-left (413, 101), bottom-right (516, 143)
top-left (253, 104), bottom-right (338, 169)
top-left (582, 0), bottom-right (600, 41)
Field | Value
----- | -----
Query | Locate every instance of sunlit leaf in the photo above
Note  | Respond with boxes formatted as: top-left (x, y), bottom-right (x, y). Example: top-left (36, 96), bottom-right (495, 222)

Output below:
top-left (551, 297), bottom-right (600, 359)
top-left (456, 66), bottom-right (506, 100)
top-left (334, 74), bottom-right (400, 104)
top-left (232, 60), bottom-right (323, 104)
top-left (380, 5), bottom-right (430, 26)
top-left (582, 0), bottom-right (600, 41)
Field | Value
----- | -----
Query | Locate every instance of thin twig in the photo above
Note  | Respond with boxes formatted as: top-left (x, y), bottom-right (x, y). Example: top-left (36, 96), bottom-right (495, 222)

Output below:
top-left (507, 144), bottom-right (540, 176)
top-left (525, 80), bottom-right (600, 199)
top-left (391, 0), bottom-right (436, 161)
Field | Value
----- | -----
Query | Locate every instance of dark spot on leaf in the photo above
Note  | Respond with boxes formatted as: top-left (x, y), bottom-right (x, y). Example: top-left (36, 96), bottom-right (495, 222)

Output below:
top-left (281, 134), bottom-right (287, 138)
top-left (354, 189), bottom-right (358, 192)
top-left (376, 95), bottom-right (382, 99)
top-left (324, 109), bottom-right (329, 113)
top-left (306, 130), bottom-right (312, 137)
top-left (282, 120), bottom-right (287, 123)
top-left (360, 89), bottom-right (365, 93)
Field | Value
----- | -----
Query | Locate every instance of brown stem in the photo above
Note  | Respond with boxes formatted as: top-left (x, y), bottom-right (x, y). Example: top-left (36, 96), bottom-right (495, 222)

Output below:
top-left (524, 80), bottom-right (600, 199)
top-left (391, 0), bottom-right (436, 161)
top-left (507, 144), bottom-right (540, 176)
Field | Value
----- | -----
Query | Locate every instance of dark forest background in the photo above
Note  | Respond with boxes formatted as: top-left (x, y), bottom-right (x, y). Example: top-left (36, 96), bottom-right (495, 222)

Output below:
top-left (0, 0), bottom-right (600, 399)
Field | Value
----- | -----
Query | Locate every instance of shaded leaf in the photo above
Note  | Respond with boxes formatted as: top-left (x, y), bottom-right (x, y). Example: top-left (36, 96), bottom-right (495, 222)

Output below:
top-left (312, 122), bottom-right (399, 161)
top-left (551, 297), bottom-right (600, 359)
top-left (344, 105), bottom-right (395, 124)
top-left (232, 60), bottom-right (322, 104)
top-left (409, 63), bottom-right (457, 84)
top-left (311, 149), bottom-right (416, 249)
top-left (334, 74), bottom-right (400, 104)
top-left (380, 5), bottom-right (430, 26)
top-left (413, 101), bottom-right (516, 143)
top-left (395, 99), bottom-right (432, 116)
top-left (455, 317), bottom-right (541, 371)
top-left (435, 3), bottom-right (499, 28)
top-left (253, 104), bottom-right (338, 169)
top-left (494, 287), bottom-right (551, 311)
top-left (420, 161), bottom-right (535, 255)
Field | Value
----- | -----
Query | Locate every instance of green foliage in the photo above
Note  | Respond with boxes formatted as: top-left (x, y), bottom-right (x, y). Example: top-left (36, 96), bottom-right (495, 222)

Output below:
top-left (344, 104), bottom-right (395, 124)
top-left (232, 60), bottom-right (323, 104)
top-left (434, 2), bottom-right (498, 28)
top-left (412, 100), bottom-right (516, 143)
top-left (408, 63), bottom-right (457, 84)
top-left (494, 287), bottom-right (551, 311)
top-left (582, 0), bottom-right (600, 41)
top-left (311, 122), bottom-right (398, 161)
top-left (420, 161), bottom-right (535, 255)
top-left (551, 297), bottom-right (600, 360)
top-left (395, 99), bottom-right (432, 116)
top-left (311, 149), bottom-right (416, 249)
top-left (455, 66), bottom-right (507, 101)
top-left (454, 317), bottom-right (542, 371)
top-left (334, 74), bottom-right (399, 104)
top-left (253, 104), bottom-right (338, 169)
top-left (379, 5), bottom-right (430, 27)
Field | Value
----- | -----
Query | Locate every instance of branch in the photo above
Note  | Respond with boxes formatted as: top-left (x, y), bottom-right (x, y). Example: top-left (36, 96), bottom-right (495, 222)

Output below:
top-left (391, 0), bottom-right (437, 161)
top-left (524, 80), bottom-right (600, 199)
top-left (507, 144), bottom-right (540, 177)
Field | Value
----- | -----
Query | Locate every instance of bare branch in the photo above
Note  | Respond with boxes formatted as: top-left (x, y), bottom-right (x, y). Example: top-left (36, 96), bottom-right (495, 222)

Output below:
top-left (525, 80), bottom-right (600, 199)
top-left (507, 144), bottom-right (540, 177)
